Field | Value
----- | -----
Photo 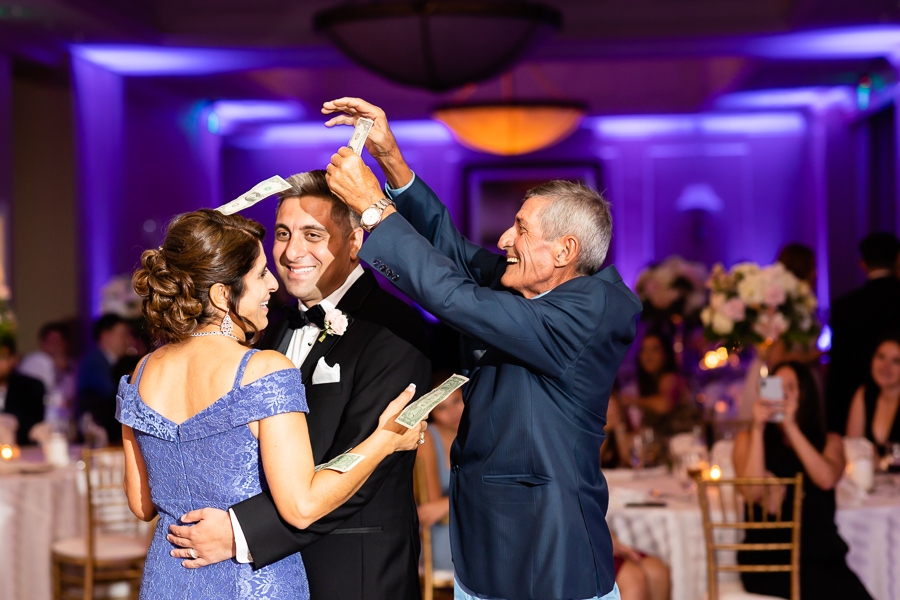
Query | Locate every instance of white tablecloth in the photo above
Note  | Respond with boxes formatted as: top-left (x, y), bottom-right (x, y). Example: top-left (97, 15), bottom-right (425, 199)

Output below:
top-left (606, 468), bottom-right (900, 600)
top-left (0, 448), bottom-right (85, 600)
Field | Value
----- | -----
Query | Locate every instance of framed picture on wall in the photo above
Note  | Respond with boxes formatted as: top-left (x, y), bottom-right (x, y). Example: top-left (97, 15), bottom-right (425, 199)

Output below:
top-left (463, 161), bottom-right (604, 254)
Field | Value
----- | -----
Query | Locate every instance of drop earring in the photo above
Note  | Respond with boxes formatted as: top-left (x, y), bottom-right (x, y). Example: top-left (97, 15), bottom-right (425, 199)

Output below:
top-left (220, 311), bottom-right (234, 336)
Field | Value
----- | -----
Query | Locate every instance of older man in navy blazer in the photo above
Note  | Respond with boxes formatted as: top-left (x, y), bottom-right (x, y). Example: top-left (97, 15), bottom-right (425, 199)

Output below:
top-left (324, 98), bottom-right (641, 600)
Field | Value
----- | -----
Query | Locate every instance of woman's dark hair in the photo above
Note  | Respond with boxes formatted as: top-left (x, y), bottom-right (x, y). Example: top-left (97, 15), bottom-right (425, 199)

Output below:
top-left (864, 331), bottom-right (900, 396)
top-left (777, 243), bottom-right (815, 284)
top-left (771, 361), bottom-right (826, 450)
top-left (132, 209), bottom-right (266, 347)
top-left (636, 329), bottom-right (678, 396)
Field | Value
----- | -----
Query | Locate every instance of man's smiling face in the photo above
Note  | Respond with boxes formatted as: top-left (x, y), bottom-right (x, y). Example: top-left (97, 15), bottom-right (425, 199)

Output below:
top-left (273, 195), bottom-right (362, 307)
top-left (497, 196), bottom-right (558, 299)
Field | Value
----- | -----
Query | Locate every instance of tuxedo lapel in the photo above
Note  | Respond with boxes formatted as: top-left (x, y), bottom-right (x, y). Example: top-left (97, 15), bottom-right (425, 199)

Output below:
top-left (299, 269), bottom-right (379, 385)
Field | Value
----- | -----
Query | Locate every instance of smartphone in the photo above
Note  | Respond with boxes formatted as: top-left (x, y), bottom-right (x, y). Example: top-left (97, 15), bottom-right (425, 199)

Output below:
top-left (759, 376), bottom-right (785, 422)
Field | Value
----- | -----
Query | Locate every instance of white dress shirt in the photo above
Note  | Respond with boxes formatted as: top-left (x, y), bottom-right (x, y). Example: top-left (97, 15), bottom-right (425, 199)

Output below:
top-left (229, 264), bottom-right (364, 563)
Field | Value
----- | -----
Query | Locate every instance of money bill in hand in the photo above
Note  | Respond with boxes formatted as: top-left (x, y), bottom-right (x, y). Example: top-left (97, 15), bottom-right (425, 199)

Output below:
top-left (216, 175), bottom-right (291, 215)
top-left (395, 374), bottom-right (469, 429)
top-left (347, 118), bottom-right (374, 155)
top-left (315, 453), bottom-right (365, 473)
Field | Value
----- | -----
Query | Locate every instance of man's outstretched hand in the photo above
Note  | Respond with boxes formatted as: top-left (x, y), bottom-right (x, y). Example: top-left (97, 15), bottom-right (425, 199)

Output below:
top-left (322, 97), bottom-right (413, 190)
top-left (167, 507), bottom-right (236, 569)
top-left (326, 148), bottom-right (391, 217)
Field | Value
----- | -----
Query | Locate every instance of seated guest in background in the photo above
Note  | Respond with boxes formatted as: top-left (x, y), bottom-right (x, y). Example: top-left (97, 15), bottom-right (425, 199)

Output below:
top-left (827, 232), bottom-right (900, 433)
top-left (0, 338), bottom-right (46, 445)
top-left (622, 330), bottom-right (690, 439)
top-left (846, 333), bottom-right (900, 454)
top-left (611, 533), bottom-right (670, 600)
top-left (625, 330), bottom-right (687, 416)
top-left (734, 361), bottom-right (870, 599)
top-left (416, 382), bottom-right (464, 576)
top-left (18, 321), bottom-right (73, 401)
top-left (601, 382), bottom-right (632, 469)
top-left (77, 313), bottom-right (133, 443)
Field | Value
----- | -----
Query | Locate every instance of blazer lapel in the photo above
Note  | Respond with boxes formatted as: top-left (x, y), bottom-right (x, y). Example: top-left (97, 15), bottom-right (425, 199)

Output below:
top-left (298, 269), bottom-right (380, 385)
top-left (257, 317), bottom-right (293, 354)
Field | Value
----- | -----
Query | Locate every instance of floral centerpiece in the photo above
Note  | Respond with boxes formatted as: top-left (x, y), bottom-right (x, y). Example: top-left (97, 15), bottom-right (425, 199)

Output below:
top-left (635, 256), bottom-right (709, 321)
top-left (101, 275), bottom-right (143, 319)
top-left (701, 262), bottom-right (819, 349)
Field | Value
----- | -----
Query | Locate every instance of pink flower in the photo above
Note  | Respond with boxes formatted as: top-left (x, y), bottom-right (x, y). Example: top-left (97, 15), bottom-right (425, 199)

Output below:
top-left (721, 298), bottom-right (746, 322)
top-left (762, 284), bottom-right (787, 308)
top-left (324, 309), bottom-right (349, 336)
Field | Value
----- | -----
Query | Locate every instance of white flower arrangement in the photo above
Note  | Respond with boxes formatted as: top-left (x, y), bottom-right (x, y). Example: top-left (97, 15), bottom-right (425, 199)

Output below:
top-left (701, 262), bottom-right (819, 348)
top-left (634, 256), bottom-right (709, 320)
top-left (101, 274), bottom-right (143, 319)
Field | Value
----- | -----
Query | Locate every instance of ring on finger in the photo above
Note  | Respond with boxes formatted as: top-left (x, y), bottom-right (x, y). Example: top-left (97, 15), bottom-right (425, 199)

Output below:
top-left (189, 548), bottom-right (197, 560)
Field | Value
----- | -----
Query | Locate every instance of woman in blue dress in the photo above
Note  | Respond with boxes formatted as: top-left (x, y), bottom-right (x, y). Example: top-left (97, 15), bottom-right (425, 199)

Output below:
top-left (118, 209), bottom-right (427, 599)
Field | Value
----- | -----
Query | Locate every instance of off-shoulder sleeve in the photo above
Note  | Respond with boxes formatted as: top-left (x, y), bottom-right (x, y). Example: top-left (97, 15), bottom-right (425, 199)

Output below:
top-left (115, 376), bottom-right (137, 428)
top-left (231, 369), bottom-right (308, 426)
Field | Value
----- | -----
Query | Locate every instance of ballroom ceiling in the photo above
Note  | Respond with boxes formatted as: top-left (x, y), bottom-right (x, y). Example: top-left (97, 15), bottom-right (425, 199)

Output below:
top-left (3, 0), bottom-right (899, 118)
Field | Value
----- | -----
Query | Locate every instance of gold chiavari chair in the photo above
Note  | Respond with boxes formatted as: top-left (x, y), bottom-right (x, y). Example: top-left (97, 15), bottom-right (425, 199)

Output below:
top-left (413, 448), bottom-right (454, 600)
top-left (696, 473), bottom-right (804, 600)
top-left (51, 447), bottom-right (151, 600)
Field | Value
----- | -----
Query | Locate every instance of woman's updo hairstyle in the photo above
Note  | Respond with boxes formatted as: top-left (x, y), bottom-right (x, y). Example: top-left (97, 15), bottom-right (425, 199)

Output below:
top-left (133, 209), bottom-right (266, 347)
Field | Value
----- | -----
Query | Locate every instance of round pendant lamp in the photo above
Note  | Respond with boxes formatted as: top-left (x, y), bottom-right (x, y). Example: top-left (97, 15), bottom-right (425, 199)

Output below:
top-left (313, 2), bottom-right (562, 92)
top-left (433, 101), bottom-right (585, 155)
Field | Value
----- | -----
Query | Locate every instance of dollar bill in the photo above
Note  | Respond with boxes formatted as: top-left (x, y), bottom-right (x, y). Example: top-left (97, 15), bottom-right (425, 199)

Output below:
top-left (216, 175), bottom-right (291, 215)
top-left (315, 453), bottom-right (365, 473)
top-left (347, 118), bottom-right (374, 155)
top-left (395, 374), bottom-right (469, 429)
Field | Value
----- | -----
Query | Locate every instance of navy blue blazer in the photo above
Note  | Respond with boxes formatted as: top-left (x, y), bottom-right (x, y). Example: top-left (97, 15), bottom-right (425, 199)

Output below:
top-left (359, 177), bottom-right (642, 600)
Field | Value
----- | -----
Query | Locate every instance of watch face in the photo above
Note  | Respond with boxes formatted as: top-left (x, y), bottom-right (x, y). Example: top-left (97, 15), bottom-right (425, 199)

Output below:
top-left (361, 207), bottom-right (380, 227)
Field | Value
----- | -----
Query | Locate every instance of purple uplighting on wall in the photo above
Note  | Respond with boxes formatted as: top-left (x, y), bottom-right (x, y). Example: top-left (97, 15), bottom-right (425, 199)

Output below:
top-left (70, 45), bottom-right (345, 76)
top-left (71, 55), bottom-right (124, 318)
top-left (209, 100), bottom-right (307, 135)
top-left (744, 25), bottom-right (900, 60)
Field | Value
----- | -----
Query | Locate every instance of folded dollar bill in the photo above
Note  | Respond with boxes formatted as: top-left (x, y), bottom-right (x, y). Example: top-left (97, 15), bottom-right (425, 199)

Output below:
top-left (348, 118), bottom-right (374, 155)
top-left (216, 175), bottom-right (291, 215)
top-left (315, 453), bottom-right (365, 473)
top-left (395, 374), bottom-right (469, 429)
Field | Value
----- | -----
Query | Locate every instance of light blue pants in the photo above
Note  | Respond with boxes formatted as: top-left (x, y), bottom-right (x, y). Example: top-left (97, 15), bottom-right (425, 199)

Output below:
top-left (453, 578), bottom-right (621, 600)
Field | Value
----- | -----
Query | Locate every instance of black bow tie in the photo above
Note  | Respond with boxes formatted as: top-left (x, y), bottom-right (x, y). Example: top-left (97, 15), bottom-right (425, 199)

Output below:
top-left (286, 304), bottom-right (327, 330)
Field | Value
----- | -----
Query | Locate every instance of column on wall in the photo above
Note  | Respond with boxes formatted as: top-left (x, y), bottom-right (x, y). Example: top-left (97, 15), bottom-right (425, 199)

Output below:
top-left (0, 55), bottom-right (11, 296)
top-left (71, 55), bottom-right (124, 319)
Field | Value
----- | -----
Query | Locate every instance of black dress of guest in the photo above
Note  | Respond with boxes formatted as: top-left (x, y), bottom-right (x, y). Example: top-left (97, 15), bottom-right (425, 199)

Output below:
top-left (862, 382), bottom-right (900, 454)
top-left (738, 424), bottom-right (872, 599)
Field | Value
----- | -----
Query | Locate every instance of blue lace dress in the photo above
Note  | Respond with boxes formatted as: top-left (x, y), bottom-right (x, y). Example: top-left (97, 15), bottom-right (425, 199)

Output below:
top-left (116, 349), bottom-right (310, 600)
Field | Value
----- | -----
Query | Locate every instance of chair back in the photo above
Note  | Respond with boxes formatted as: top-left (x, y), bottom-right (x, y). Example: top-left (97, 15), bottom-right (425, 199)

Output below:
top-left (81, 447), bottom-right (148, 557)
top-left (695, 474), bottom-right (804, 600)
top-left (413, 450), bottom-right (435, 600)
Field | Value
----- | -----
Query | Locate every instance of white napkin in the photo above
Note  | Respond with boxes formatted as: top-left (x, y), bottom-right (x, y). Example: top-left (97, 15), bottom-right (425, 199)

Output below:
top-left (312, 357), bottom-right (341, 385)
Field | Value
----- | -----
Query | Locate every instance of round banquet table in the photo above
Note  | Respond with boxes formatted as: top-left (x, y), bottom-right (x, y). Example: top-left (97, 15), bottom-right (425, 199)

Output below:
top-left (605, 468), bottom-right (900, 600)
top-left (0, 447), bottom-right (85, 600)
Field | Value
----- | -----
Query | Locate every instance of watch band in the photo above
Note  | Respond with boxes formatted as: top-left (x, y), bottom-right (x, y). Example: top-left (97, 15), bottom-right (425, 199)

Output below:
top-left (361, 198), bottom-right (394, 232)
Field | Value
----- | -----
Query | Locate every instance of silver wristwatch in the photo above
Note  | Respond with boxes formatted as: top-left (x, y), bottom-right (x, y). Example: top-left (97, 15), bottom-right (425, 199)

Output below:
top-left (360, 198), bottom-right (394, 232)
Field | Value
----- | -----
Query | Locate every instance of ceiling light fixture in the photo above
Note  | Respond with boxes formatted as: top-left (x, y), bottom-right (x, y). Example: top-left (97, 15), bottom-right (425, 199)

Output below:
top-left (314, 1), bottom-right (562, 92)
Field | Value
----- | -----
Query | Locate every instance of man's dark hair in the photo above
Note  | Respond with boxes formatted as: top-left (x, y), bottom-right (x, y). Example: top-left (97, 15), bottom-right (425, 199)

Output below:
top-left (38, 321), bottom-right (69, 343)
top-left (93, 313), bottom-right (125, 342)
top-left (859, 232), bottom-right (900, 270)
top-left (0, 337), bottom-right (16, 355)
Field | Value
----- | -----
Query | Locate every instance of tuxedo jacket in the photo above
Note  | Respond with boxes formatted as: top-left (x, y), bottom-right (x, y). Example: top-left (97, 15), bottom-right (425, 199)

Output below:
top-left (231, 270), bottom-right (431, 600)
top-left (826, 276), bottom-right (900, 432)
top-left (3, 372), bottom-right (45, 445)
top-left (359, 177), bottom-right (642, 600)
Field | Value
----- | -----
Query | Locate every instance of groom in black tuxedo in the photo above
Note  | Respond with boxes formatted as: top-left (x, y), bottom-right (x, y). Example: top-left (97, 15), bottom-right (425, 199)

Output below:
top-left (168, 170), bottom-right (431, 600)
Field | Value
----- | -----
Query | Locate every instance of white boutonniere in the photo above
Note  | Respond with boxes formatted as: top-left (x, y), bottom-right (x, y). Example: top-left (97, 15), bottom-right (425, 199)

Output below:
top-left (319, 309), bottom-right (350, 342)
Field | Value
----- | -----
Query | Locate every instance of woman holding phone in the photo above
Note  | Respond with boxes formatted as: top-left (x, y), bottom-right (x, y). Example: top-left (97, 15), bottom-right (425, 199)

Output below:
top-left (733, 361), bottom-right (870, 599)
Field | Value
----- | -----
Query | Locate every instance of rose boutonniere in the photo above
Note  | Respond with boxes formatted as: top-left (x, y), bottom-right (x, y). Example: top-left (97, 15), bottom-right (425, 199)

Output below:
top-left (319, 309), bottom-right (350, 342)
